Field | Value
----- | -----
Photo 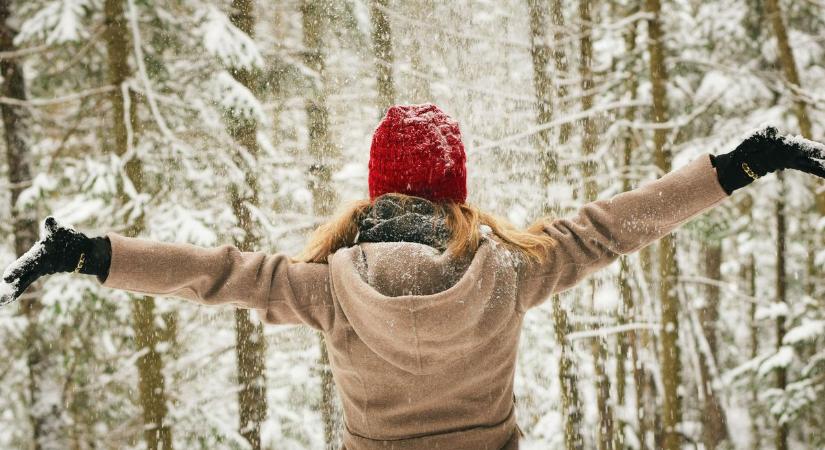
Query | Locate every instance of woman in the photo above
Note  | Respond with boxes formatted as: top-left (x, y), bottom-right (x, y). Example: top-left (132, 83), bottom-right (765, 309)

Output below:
top-left (2, 104), bottom-right (824, 449)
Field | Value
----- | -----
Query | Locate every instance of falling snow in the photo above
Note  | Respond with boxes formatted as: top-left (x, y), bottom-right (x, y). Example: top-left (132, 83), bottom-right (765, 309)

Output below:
top-left (0, 0), bottom-right (823, 449)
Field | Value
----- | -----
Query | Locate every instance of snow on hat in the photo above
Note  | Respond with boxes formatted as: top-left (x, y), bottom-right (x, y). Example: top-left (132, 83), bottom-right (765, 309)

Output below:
top-left (368, 104), bottom-right (467, 203)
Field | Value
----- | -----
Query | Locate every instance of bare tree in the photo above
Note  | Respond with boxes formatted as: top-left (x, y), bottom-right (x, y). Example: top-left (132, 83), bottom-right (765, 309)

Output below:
top-left (699, 242), bottom-right (729, 449)
top-left (614, 5), bottom-right (647, 448)
top-left (774, 172), bottom-right (789, 450)
top-left (371, 0), bottom-right (395, 112)
top-left (644, 0), bottom-right (682, 448)
top-left (526, 0), bottom-right (556, 201)
top-left (302, 1), bottom-right (341, 447)
top-left (527, 1), bottom-right (584, 448)
top-left (103, 1), bottom-right (172, 448)
top-left (578, 1), bottom-right (615, 447)
top-left (549, 0), bottom-right (572, 145)
top-left (226, 1), bottom-right (268, 448)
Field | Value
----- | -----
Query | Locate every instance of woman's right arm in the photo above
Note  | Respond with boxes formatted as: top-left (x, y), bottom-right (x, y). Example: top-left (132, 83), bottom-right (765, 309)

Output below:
top-left (102, 233), bottom-right (336, 330)
top-left (2, 221), bottom-right (336, 331)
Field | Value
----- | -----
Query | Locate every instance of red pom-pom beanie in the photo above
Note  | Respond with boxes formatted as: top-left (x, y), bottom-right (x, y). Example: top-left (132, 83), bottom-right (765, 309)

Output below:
top-left (369, 104), bottom-right (467, 204)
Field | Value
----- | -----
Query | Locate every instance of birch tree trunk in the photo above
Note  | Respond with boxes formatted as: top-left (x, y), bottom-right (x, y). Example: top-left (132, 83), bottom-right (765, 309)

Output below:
top-left (227, 1), bottom-right (268, 448)
top-left (0, 2), bottom-right (62, 448)
top-left (370, 0), bottom-right (395, 112)
top-left (302, 1), bottom-right (341, 447)
top-left (103, 1), bottom-right (172, 448)
top-left (644, 1), bottom-right (682, 448)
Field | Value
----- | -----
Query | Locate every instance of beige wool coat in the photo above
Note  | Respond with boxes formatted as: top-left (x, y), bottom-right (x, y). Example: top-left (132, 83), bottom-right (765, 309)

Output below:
top-left (100, 154), bottom-right (729, 449)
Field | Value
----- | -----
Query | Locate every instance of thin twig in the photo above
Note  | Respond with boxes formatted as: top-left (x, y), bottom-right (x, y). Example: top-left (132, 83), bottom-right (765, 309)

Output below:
top-left (0, 43), bottom-right (53, 59)
top-left (0, 85), bottom-right (115, 107)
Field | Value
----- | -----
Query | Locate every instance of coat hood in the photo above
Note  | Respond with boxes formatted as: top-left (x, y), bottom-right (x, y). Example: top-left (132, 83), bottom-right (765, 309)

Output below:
top-left (328, 238), bottom-right (522, 375)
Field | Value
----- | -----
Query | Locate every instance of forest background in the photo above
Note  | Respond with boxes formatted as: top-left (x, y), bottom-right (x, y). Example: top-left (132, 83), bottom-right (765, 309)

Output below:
top-left (0, 0), bottom-right (823, 449)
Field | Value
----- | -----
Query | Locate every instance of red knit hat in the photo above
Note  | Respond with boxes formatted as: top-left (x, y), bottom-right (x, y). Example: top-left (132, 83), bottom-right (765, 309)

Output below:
top-left (368, 104), bottom-right (467, 203)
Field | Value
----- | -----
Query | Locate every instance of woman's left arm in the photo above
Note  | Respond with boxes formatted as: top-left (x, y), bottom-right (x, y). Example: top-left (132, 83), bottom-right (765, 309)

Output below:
top-left (518, 126), bottom-right (825, 310)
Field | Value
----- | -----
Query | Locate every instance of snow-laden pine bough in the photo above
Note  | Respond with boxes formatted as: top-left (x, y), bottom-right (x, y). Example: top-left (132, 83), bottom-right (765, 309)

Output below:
top-left (2, 104), bottom-right (825, 450)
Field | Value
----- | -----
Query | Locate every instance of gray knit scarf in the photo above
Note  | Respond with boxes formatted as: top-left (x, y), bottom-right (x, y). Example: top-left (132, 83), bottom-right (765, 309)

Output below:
top-left (356, 196), bottom-right (452, 251)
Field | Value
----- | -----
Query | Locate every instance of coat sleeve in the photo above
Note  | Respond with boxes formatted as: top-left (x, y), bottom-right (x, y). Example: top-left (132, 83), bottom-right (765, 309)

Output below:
top-left (100, 234), bottom-right (336, 331)
top-left (517, 153), bottom-right (729, 310)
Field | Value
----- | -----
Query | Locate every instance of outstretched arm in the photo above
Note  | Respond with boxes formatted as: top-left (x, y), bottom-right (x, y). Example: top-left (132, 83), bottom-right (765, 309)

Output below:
top-left (2, 220), bottom-right (336, 331)
top-left (518, 126), bottom-right (825, 310)
top-left (518, 153), bottom-right (727, 310)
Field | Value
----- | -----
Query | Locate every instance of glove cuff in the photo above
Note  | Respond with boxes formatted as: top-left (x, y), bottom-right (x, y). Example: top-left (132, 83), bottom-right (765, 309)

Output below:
top-left (78, 236), bottom-right (112, 282)
top-left (709, 152), bottom-right (753, 195)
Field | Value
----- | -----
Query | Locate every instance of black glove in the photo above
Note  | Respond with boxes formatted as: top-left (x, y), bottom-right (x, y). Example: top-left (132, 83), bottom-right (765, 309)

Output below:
top-left (1, 217), bottom-right (111, 307)
top-left (711, 126), bottom-right (825, 194)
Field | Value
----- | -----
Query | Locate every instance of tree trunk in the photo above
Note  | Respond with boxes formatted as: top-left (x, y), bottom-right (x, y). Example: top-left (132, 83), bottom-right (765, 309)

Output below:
top-left (699, 243), bottom-right (728, 449)
top-left (743, 225), bottom-right (761, 448)
top-left (0, 2), bottom-right (62, 448)
top-left (103, 1), bottom-right (172, 448)
top-left (644, 1), bottom-right (682, 449)
top-left (302, 1), bottom-right (340, 447)
top-left (577, 0), bottom-right (615, 448)
top-left (527, 0), bottom-right (557, 209)
top-left (616, 8), bottom-right (643, 448)
top-left (774, 172), bottom-right (789, 450)
top-left (552, 299), bottom-right (585, 450)
top-left (763, 0), bottom-right (823, 382)
top-left (370, 0), bottom-right (395, 112)
top-left (549, 0), bottom-right (572, 145)
top-left (527, 1), bottom-right (584, 448)
top-left (763, 0), bottom-right (811, 139)
top-left (226, 2), bottom-right (268, 448)
top-left (407, 0), bottom-right (433, 102)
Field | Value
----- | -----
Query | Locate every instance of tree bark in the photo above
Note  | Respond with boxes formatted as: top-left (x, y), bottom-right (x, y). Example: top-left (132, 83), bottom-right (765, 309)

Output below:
top-left (407, 0), bottom-right (433, 102)
top-left (763, 0), bottom-right (811, 139)
top-left (302, 1), bottom-right (341, 447)
top-left (578, 1), bottom-right (615, 448)
top-left (745, 236), bottom-right (761, 448)
top-left (699, 243), bottom-right (729, 449)
top-left (370, 0), bottom-right (395, 112)
top-left (764, 0), bottom-right (823, 349)
top-left (774, 172), bottom-right (789, 450)
top-left (616, 7), bottom-right (643, 447)
top-left (527, 0), bottom-right (557, 210)
top-left (549, 0), bottom-right (572, 145)
top-left (103, 1), bottom-right (172, 448)
top-left (0, 2), bottom-right (63, 448)
top-left (552, 299), bottom-right (585, 450)
top-left (527, 2), bottom-right (584, 448)
top-left (644, 1), bottom-right (682, 449)
top-left (227, 2), bottom-right (268, 448)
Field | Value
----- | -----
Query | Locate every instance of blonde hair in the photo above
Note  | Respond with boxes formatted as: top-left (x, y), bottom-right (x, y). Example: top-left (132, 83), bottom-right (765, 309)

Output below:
top-left (295, 193), bottom-right (556, 264)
